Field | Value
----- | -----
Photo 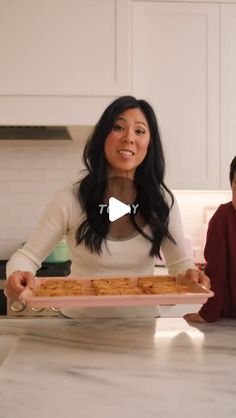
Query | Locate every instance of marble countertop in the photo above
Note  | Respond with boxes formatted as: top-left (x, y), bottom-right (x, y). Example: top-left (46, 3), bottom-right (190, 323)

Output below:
top-left (0, 317), bottom-right (236, 418)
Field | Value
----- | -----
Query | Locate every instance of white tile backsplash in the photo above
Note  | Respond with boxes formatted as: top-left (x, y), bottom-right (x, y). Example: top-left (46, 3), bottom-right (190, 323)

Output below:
top-left (0, 138), bottom-right (86, 258)
top-left (0, 138), bottom-right (232, 260)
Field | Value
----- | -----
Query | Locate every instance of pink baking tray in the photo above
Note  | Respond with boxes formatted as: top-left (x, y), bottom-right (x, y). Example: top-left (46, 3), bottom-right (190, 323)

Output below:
top-left (19, 276), bottom-right (214, 308)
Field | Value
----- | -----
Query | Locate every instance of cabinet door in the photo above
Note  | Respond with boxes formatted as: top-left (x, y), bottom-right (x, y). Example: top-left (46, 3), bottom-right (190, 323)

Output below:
top-left (132, 2), bottom-right (219, 189)
top-left (0, 0), bottom-right (130, 96)
top-left (220, 4), bottom-right (236, 190)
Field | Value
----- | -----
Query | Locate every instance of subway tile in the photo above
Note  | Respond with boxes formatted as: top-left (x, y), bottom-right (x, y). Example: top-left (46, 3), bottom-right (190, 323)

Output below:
top-left (0, 141), bottom-right (87, 257)
top-left (0, 240), bottom-right (23, 260)
top-left (5, 182), bottom-right (65, 193)
top-left (0, 170), bottom-right (45, 181)
top-left (0, 227), bottom-right (33, 240)
top-left (0, 192), bottom-right (53, 206)
top-left (0, 205), bottom-right (45, 227)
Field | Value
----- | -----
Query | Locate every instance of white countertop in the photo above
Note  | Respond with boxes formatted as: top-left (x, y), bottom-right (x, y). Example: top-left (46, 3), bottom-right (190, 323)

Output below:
top-left (0, 317), bottom-right (236, 418)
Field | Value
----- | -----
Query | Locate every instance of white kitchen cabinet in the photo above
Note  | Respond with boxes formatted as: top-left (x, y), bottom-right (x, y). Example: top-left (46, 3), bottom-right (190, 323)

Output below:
top-left (0, 0), bottom-right (131, 125)
top-left (132, 1), bottom-right (220, 189)
top-left (0, 0), bottom-right (130, 96)
top-left (220, 4), bottom-right (236, 189)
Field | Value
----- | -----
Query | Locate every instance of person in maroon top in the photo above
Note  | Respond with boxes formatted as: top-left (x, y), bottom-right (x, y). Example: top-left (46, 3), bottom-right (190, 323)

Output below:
top-left (184, 156), bottom-right (236, 322)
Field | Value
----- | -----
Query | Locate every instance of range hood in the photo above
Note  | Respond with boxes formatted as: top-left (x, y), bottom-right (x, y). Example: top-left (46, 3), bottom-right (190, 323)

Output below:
top-left (0, 125), bottom-right (93, 141)
top-left (0, 126), bottom-right (72, 140)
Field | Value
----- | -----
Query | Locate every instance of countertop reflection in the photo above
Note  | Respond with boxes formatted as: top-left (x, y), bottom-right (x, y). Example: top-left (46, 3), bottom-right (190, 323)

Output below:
top-left (0, 317), bottom-right (236, 418)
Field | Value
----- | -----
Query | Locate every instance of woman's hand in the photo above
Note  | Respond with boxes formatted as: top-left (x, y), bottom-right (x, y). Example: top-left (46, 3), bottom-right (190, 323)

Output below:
top-left (4, 271), bottom-right (35, 300)
top-left (184, 312), bottom-right (206, 323)
top-left (178, 268), bottom-right (211, 289)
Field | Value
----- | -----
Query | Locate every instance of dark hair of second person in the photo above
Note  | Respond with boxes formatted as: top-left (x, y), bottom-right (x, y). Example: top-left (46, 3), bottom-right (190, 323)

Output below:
top-left (230, 155), bottom-right (236, 185)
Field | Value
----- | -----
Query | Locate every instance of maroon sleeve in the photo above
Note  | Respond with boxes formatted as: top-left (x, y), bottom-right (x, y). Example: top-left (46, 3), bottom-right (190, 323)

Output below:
top-left (199, 206), bottom-right (228, 322)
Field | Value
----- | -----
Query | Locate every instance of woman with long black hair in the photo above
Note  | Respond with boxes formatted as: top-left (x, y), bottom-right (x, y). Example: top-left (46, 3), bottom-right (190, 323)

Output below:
top-left (5, 96), bottom-right (210, 318)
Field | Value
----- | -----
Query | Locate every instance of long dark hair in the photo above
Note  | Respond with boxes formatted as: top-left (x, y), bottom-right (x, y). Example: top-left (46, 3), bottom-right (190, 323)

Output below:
top-left (75, 95), bottom-right (175, 256)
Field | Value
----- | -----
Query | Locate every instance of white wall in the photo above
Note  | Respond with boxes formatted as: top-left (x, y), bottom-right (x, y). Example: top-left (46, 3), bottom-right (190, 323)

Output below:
top-left (0, 137), bottom-right (231, 260)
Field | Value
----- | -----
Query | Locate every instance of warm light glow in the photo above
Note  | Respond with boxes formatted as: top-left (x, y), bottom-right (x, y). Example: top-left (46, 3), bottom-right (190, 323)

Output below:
top-left (154, 318), bottom-right (204, 341)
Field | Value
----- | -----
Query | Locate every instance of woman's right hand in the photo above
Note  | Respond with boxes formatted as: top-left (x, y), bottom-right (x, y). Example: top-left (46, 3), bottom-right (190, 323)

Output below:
top-left (4, 271), bottom-right (35, 300)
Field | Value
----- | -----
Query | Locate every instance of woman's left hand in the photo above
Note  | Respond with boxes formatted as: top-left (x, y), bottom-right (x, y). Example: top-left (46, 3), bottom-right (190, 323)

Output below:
top-left (180, 268), bottom-right (211, 289)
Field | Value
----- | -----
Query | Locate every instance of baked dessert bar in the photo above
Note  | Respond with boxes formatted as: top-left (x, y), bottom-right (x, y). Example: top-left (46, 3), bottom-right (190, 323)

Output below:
top-left (95, 286), bottom-right (143, 296)
top-left (91, 278), bottom-right (131, 288)
top-left (137, 275), bottom-right (176, 287)
top-left (142, 283), bottom-right (189, 294)
top-left (35, 279), bottom-right (86, 297)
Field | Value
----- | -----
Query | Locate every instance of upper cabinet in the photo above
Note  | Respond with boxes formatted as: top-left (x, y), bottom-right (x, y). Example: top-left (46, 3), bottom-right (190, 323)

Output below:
top-left (220, 4), bottom-right (236, 189)
top-left (0, 0), bottom-right (131, 125)
top-left (0, 0), bottom-right (130, 96)
top-left (131, 1), bottom-right (220, 189)
top-left (131, 1), bottom-right (236, 190)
